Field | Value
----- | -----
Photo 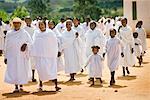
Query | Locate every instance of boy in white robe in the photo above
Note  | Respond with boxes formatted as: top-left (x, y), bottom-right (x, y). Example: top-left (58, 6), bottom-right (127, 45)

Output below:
top-left (133, 32), bottom-right (142, 66)
top-left (105, 29), bottom-right (123, 86)
top-left (85, 46), bottom-right (103, 86)
top-left (61, 20), bottom-right (81, 81)
top-left (135, 21), bottom-right (147, 55)
top-left (31, 20), bottom-right (61, 91)
top-left (4, 17), bottom-right (32, 93)
top-left (119, 18), bottom-right (135, 76)
top-left (24, 16), bottom-right (37, 82)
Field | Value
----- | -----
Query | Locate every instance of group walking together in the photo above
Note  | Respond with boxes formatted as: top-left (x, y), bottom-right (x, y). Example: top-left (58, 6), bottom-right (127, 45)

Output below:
top-left (0, 16), bottom-right (147, 93)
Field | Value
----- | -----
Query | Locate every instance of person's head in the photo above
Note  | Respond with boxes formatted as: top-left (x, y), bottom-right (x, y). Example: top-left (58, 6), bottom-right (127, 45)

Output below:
top-left (91, 46), bottom-right (100, 54)
top-left (73, 18), bottom-right (80, 27)
top-left (5, 21), bottom-right (10, 24)
top-left (136, 21), bottom-right (143, 28)
top-left (108, 19), bottom-right (111, 23)
top-left (133, 32), bottom-right (138, 38)
top-left (90, 21), bottom-right (97, 30)
top-left (12, 17), bottom-right (22, 31)
top-left (121, 18), bottom-right (127, 27)
top-left (39, 20), bottom-right (46, 32)
top-left (85, 17), bottom-right (91, 23)
top-left (0, 18), bottom-right (2, 21)
top-left (66, 20), bottom-right (72, 31)
top-left (48, 20), bottom-right (55, 29)
top-left (25, 16), bottom-right (32, 26)
top-left (110, 28), bottom-right (117, 38)
top-left (60, 18), bottom-right (65, 23)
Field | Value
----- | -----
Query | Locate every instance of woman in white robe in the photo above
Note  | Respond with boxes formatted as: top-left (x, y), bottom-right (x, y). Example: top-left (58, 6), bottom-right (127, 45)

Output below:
top-left (85, 21), bottom-right (106, 57)
top-left (118, 18), bottom-right (136, 76)
top-left (135, 21), bottom-right (147, 55)
top-left (31, 20), bottom-right (61, 91)
top-left (61, 20), bottom-right (81, 81)
top-left (4, 17), bottom-right (32, 93)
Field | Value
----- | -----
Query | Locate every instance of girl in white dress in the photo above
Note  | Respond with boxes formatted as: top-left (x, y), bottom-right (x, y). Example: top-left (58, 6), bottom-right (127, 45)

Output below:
top-left (85, 46), bottom-right (103, 86)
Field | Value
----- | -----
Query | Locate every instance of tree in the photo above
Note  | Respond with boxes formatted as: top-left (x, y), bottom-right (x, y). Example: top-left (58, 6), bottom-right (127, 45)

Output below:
top-left (73, 0), bottom-right (102, 20)
top-left (11, 6), bottom-right (30, 19)
top-left (0, 10), bottom-right (9, 22)
top-left (27, 0), bottom-right (51, 18)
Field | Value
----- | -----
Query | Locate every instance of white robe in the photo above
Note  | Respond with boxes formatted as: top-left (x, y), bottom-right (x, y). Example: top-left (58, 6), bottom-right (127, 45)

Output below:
top-left (24, 26), bottom-right (36, 69)
top-left (106, 37), bottom-right (123, 72)
top-left (134, 38), bottom-right (142, 57)
top-left (55, 22), bottom-right (65, 33)
top-left (0, 24), bottom-right (5, 50)
top-left (86, 54), bottom-right (103, 78)
top-left (135, 28), bottom-right (147, 54)
top-left (4, 29), bottom-right (32, 85)
top-left (85, 29), bottom-right (106, 57)
top-left (31, 29), bottom-right (58, 81)
top-left (61, 29), bottom-right (81, 74)
top-left (119, 26), bottom-right (136, 67)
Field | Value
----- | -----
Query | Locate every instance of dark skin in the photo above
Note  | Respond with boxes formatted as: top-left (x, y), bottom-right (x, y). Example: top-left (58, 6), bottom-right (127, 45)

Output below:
top-left (90, 22), bottom-right (96, 30)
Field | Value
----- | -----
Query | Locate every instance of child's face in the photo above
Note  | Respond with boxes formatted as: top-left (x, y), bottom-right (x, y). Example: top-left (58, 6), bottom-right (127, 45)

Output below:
top-left (25, 18), bottom-right (32, 26)
top-left (66, 21), bottom-right (72, 30)
top-left (121, 19), bottom-right (127, 27)
top-left (110, 30), bottom-right (116, 38)
top-left (92, 48), bottom-right (99, 54)
top-left (39, 22), bottom-right (46, 32)
top-left (48, 22), bottom-right (55, 29)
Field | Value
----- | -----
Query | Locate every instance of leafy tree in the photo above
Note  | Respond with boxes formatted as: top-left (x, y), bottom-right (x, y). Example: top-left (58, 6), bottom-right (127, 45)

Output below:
top-left (27, 0), bottom-right (51, 18)
top-left (11, 6), bottom-right (29, 19)
top-left (0, 10), bottom-right (9, 22)
top-left (73, 0), bottom-right (102, 20)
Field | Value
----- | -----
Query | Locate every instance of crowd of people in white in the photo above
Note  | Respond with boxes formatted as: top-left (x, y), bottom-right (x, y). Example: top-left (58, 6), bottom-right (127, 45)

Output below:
top-left (0, 16), bottom-right (147, 93)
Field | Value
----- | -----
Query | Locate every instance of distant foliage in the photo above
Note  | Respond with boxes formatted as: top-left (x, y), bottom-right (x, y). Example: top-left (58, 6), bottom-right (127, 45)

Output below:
top-left (0, 10), bottom-right (9, 22)
top-left (11, 6), bottom-right (29, 19)
top-left (27, 0), bottom-right (51, 18)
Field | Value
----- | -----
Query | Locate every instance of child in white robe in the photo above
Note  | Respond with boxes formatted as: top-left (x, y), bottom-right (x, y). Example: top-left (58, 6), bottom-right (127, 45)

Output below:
top-left (105, 29), bottom-right (123, 86)
top-left (135, 21), bottom-right (147, 55)
top-left (133, 32), bottom-right (142, 66)
top-left (85, 46), bottom-right (103, 86)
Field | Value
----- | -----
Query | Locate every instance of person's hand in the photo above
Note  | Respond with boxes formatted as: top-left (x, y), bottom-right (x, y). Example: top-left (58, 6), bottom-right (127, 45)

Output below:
top-left (135, 43), bottom-right (139, 45)
top-left (121, 52), bottom-right (124, 57)
top-left (75, 32), bottom-right (79, 38)
top-left (4, 59), bottom-right (7, 64)
top-left (57, 52), bottom-right (61, 57)
top-left (131, 48), bottom-right (134, 54)
top-left (103, 53), bottom-right (105, 58)
top-left (21, 43), bottom-right (27, 52)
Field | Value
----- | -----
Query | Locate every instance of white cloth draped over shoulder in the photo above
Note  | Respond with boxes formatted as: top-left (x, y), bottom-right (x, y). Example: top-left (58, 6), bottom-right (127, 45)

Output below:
top-left (135, 28), bottom-right (147, 54)
top-left (31, 29), bottom-right (58, 81)
top-left (61, 29), bottom-right (82, 74)
top-left (85, 29), bottom-right (106, 57)
top-left (134, 38), bottom-right (142, 58)
top-left (106, 37), bottom-right (123, 72)
top-left (4, 29), bottom-right (32, 85)
top-left (119, 26), bottom-right (136, 67)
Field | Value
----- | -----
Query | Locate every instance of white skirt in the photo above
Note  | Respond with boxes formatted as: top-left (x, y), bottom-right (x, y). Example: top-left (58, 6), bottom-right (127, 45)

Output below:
top-left (34, 57), bottom-right (57, 81)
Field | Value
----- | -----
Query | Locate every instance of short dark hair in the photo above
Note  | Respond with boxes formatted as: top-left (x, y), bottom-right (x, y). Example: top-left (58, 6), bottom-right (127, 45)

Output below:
top-left (133, 32), bottom-right (138, 38)
top-left (91, 46), bottom-right (100, 50)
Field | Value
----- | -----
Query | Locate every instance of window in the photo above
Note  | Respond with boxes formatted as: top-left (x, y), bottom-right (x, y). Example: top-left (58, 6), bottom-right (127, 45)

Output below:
top-left (132, 1), bottom-right (137, 20)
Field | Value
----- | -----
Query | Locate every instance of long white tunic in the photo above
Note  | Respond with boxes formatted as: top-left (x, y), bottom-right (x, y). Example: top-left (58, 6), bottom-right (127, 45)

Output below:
top-left (31, 29), bottom-right (58, 81)
top-left (119, 26), bottom-right (136, 67)
top-left (24, 26), bottom-right (36, 69)
top-left (0, 24), bottom-right (5, 50)
top-left (86, 54), bottom-right (103, 78)
top-left (85, 29), bottom-right (106, 57)
top-left (135, 28), bottom-right (147, 54)
top-left (106, 37), bottom-right (123, 72)
top-left (61, 29), bottom-right (81, 74)
top-left (134, 38), bottom-right (142, 57)
top-left (4, 29), bottom-right (32, 84)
